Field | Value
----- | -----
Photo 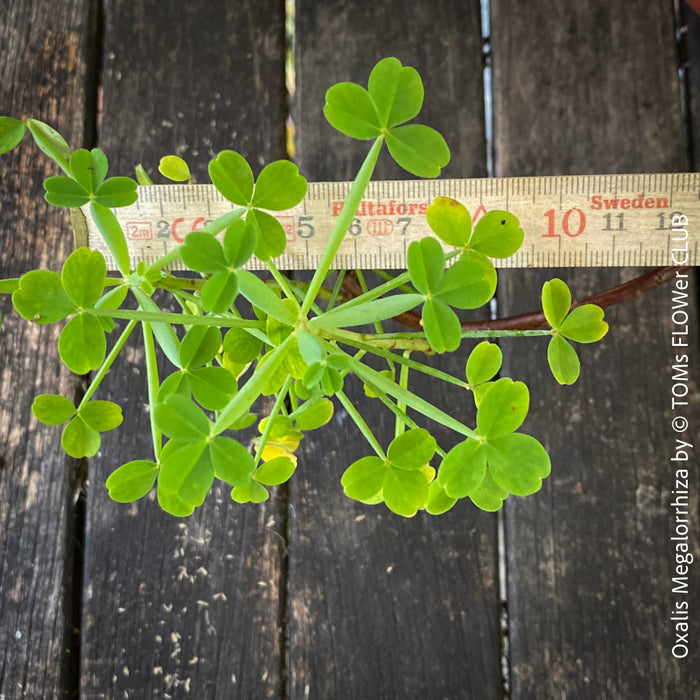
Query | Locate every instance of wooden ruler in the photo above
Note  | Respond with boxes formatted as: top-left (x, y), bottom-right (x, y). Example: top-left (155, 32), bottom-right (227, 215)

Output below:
top-left (74, 173), bottom-right (700, 270)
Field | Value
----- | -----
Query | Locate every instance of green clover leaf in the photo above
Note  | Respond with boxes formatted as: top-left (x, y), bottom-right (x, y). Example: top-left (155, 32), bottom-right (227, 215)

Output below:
top-left (426, 196), bottom-right (472, 247)
top-left (469, 211), bottom-right (524, 258)
top-left (466, 341), bottom-right (503, 388)
top-left (61, 247), bottom-right (106, 308)
top-left (157, 440), bottom-right (213, 517)
top-left (547, 334), bottom-right (580, 385)
top-left (32, 394), bottom-right (76, 425)
top-left (62, 416), bottom-right (101, 458)
top-left (437, 439), bottom-right (487, 499)
top-left (341, 456), bottom-right (387, 502)
top-left (106, 460), bottom-right (159, 503)
top-left (542, 278), bottom-right (571, 328)
top-left (485, 433), bottom-right (551, 496)
top-left (425, 481), bottom-right (458, 515)
top-left (231, 479), bottom-right (270, 504)
top-left (559, 304), bottom-right (609, 343)
top-left (154, 394), bottom-right (212, 442)
top-left (158, 155), bottom-right (191, 182)
top-left (293, 397), bottom-right (334, 431)
top-left (12, 270), bottom-right (76, 324)
top-left (58, 314), bottom-right (106, 374)
top-left (0, 116), bottom-right (26, 154)
top-left (475, 377), bottom-right (529, 439)
top-left (254, 455), bottom-right (296, 486)
top-left (79, 400), bottom-right (123, 432)
top-left (469, 470), bottom-right (509, 512)
top-left (223, 326), bottom-right (263, 364)
top-left (26, 119), bottom-right (71, 174)
top-left (387, 428), bottom-right (436, 470)
top-left (324, 58), bottom-right (450, 177)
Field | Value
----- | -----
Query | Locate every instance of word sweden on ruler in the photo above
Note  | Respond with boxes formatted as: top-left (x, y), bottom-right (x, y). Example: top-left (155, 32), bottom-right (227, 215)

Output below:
top-left (75, 172), bottom-right (700, 271)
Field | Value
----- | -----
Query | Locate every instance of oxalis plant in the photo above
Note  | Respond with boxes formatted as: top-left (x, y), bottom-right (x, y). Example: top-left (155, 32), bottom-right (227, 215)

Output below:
top-left (0, 57), bottom-right (608, 518)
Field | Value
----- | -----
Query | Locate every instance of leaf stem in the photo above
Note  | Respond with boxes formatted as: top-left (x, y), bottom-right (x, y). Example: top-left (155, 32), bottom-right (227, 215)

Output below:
top-left (300, 137), bottom-right (383, 317)
top-left (87, 306), bottom-right (265, 329)
top-left (265, 260), bottom-right (300, 311)
top-left (254, 376), bottom-right (293, 467)
top-left (78, 319), bottom-right (138, 406)
top-left (336, 390), bottom-right (386, 459)
top-left (141, 322), bottom-right (162, 460)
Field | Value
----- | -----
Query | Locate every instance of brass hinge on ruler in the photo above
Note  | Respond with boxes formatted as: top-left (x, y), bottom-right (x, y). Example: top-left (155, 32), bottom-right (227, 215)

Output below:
top-left (78, 173), bottom-right (700, 271)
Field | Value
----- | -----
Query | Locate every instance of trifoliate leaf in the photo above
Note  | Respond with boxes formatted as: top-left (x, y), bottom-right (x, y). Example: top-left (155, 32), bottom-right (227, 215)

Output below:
top-left (382, 467), bottom-right (429, 517)
top-left (407, 236), bottom-right (444, 294)
top-left (106, 460), bottom-right (159, 502)
top-left (422, 298), bottom-right (461, 353)
top-left (69, 148), bottom-right (106, 193)
top-left (62, 416), bottom-right (101, 458)
top-left (209, 150), bottom-right (254, 205)
top-left (13, 270), bottom-right (76, 323)
top-left (158, 155), bottom-right (191, 182)
top-left (559, 304), bottom-right (608, 343)
top-left (0, 116), bottom-right (25, 154)
top-left (547, 335), bottom-right (580, 385)
top-left (426, 196), bottom-right (471, 247)
top-left (437, 439), bottom-right (487, 499)
top-left (367, 57), bottom-right (424, 128)
top-left (154, 394), bottom-right (211, 442)
top-left (252, 160), bottom-right (307, 210)
top-left (32, 394), bottom-right (76, 425)
top-left (341, 455), bottom-right (386, 501)
top-left (485, 433), bottom-right (551, 496)
top-left (180, 326), bottom-right (221, 369)
top-left (79, 400), bottom-right (123, 432)
top-left (542, 278), bottom-right (571, 329)
top-left (387, 428), bottom-right (436, 470)
top-left (58, 314), bottom-right (106, 374)
top-left (384, 124), bottom-right (450, 178)
top-left (254, 455), bottom-right (296, 486)
top-left (476, 377), bottom-right (529, 439)
top-left (425, 481), bottom-right (458, 515)
top-left (469, 470), bottom-right (508, 512)
top-left (469, 211), bottom-right (524, 258)
top-left (61, 247), bottom-right (106, 308)
top-left (466, 341), bottom-right (503, 387)
top-left (323, 82), bottom-right (381, 139)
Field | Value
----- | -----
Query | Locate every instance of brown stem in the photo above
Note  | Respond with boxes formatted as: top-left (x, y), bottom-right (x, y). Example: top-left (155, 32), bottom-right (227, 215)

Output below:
top-left (341, 266), bottom-right (692, 331)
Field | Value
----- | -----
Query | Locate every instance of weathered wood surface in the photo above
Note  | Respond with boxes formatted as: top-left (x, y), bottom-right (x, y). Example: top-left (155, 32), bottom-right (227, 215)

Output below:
top-left (491, 0), bottom-right (700, 697)
top-left (0, 1), bottom-right (96, 697)
top-left (288, 2), bottom-right (503, 699)
top-left (0, 0), bottom-right (698, 698)
top-left (79, 2), bottom-right (288, 698)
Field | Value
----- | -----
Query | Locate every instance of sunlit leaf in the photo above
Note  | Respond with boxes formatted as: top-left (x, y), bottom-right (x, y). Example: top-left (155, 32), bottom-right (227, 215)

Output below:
top-left (422, 298), bottom-right (461, 353)
top-left (294, 397), bottom-right (334, 431)
top-left (157, 440), bottom-right (213, 516)
top-left (542, 278), bottom-right (571, 329)
top-left (426, 196), bottom-right (471, 247)
top-left (437, 439), bottom-right (487, 499)
top-left (547, 335), bottom-right (580, 385)
top-left (159, 155), bottom-right (191, 182)
top-left (43, 176), bottom-right (89, 207)
top-left (367, 57), bottom-right (424, 128)
top-left (0, 116), bottom-right (25, 154)
top-left (93, 177), bottom-right (138, 208)
top-left (435, 258), bottom-right (491, 309)
top-left (62, 416), bottom-right (101, 458)
top-left (201, 271), bottom-right (238, 313)
top-left (209, 150), bottom-right (254, 204)
top-left (425, 481), bottom-right (457, 515)
top-left (180, 326), bottom-right (221, 369)
top-left (469, 470), bottom-right (508, 512)
top-left (254, 455), bottom-right (296, 486)
top-left (209, 436), bottom-right (255, 486)
top-left (58, 314), bottom-right (106, 374)
top-left (469, 211), bottom-right (524, 258)
top-left (341, 455), bottom-right (386, 501)
top-left (466, 341), bottom-right (503, 387)
top-left (247, 208), bottom-right (287, 261)
top-left (79, 400), bottom-right (123, 432)
top-left (382, 467), bottom-right (429, 517)
top-left (106, 460), bottom-right (159, 502)
top-left (324, 82), bottom-right (381, 139)
top-left (223, 326), bottom-right (263, 363)
top-left (231, 478), bottom-right (269, 504)
top-left (384, 124), bottom-right (450, 178)
top-left (559, 304), bottom-right (608, 343)
top-left (180, 232), bottom-right (227, 273)
top-left (252, 160), bottom-right (307, 210)
top-left (476, 377), bottom-right (529, 439)
top-left (485, 433), bottom-right (551, 496)
top-left (26, 119), bottom-right (71, 173)
top-left (223, 219), bottom-right (257, 268)
top-left (12, 270), bottom-right (76, 323)
top-left (32, 394), bottom-right (76, 425)
top-left (154, 394), bottom-right (211, 442)
top-left (387, 428), bottom-right (436, 470)
top-left (407, 236), bottom-right (444, 294)
top-left (61, 247), bottom-right (106, 308)
top-left (188, 366), bottom-right (237, 410)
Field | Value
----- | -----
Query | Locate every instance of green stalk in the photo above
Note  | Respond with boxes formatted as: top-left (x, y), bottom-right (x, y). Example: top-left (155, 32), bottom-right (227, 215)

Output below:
top-left (254, 376), bottom-right (293, 467)
top-left (78, 320), bottom-right (138, 405)
top-left (213, 332), bottom-right (295, 433)
top-left (87, 306), bottom-right (265, 329)
top-left (336, 390), bottom-right (386, 459)
top-left (141, 322), bottom-right (162, 460)
top-left (300, 137), bottom-right (383, 317)
top-left (266, 260), bottom-right (300, 310)
top-left (395, 352), bottom-right (410, 438)
top-left (326, 270), bottom-right (346, 312)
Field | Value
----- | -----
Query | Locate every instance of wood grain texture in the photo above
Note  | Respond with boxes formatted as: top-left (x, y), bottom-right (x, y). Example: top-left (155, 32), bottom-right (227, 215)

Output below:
top-left (490, 0), bottom-right (700, 696)
top-left (0, 1), bottom-right (95, 697)
top-left (290, 2), bottom-right (503, 698)
top-left (80, 2), bottom-right (287, 697)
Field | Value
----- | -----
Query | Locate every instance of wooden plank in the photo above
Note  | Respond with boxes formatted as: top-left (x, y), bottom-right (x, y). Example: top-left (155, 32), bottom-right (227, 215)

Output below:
top-left (289, 3), bottom-right (504, 698)
top-left (490, 0), bottom-right (700, 696)
top-left (79, 2), bottom-right (288, 697)
top-left (0, 1), bottom-right (95, 697)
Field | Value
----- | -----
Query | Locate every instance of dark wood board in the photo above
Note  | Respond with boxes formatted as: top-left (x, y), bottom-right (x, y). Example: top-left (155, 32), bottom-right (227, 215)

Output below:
top-left (0, 1), bottom-right (96, 697)
top-left (490, 0), bottom-right (700, 697)
top-left (289, 2), bottom-right (504, 698)
top-left (79, 2), bottom-right (288, 697)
